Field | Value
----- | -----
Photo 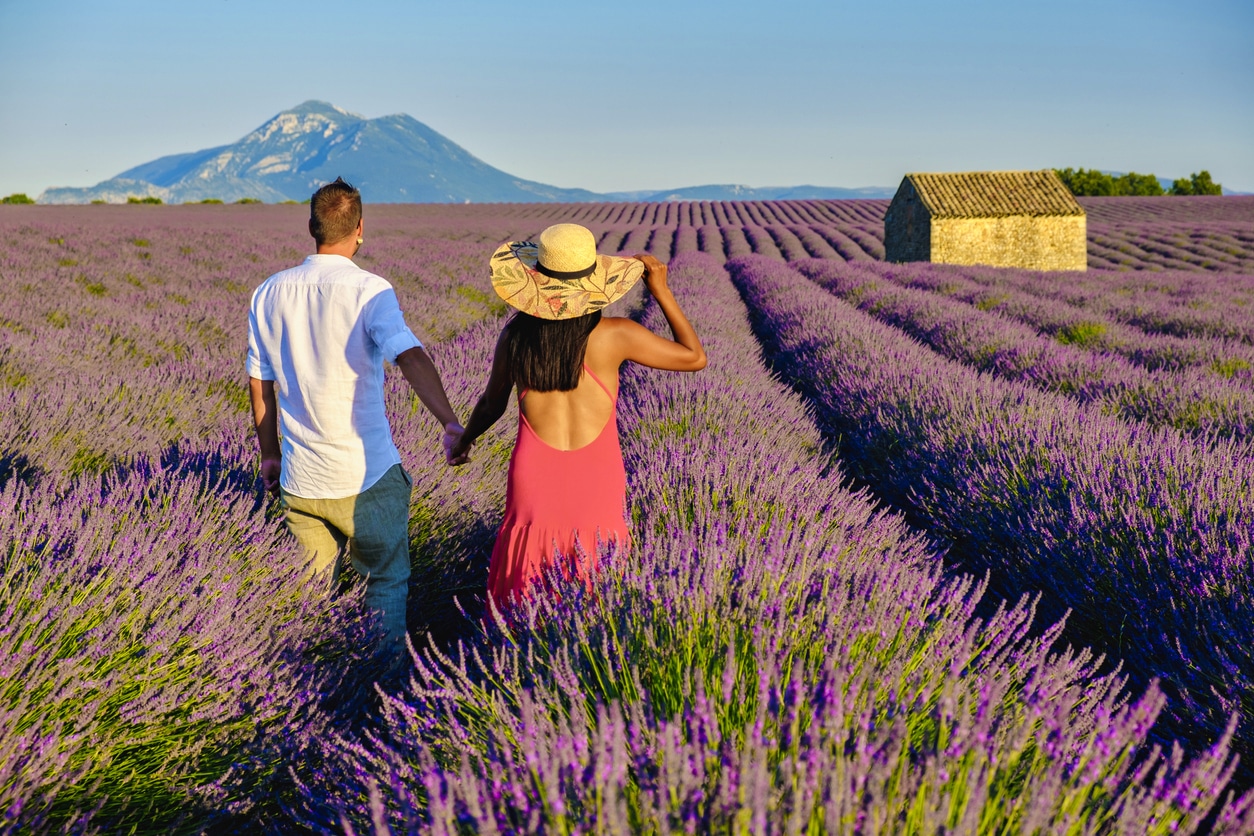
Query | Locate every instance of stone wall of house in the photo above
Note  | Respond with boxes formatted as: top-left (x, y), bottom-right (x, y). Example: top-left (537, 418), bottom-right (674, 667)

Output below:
top-left (930, 215), bottom-right (1087, 270)
top-left (883, 180), bottom-right (931, 263)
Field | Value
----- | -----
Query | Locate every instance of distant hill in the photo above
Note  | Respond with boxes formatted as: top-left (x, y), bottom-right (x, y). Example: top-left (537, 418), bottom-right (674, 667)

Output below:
top-left (37, 101), bottom-right (893, 205)
top-left (38, 101), bottom-right (604, 204)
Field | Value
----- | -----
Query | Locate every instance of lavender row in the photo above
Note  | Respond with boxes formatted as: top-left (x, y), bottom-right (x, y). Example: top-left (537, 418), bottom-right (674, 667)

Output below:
top-left (730, 254), bottom-right (1254, 770)
top-left (7, 200), bottom-right (1254, 278)
top-left (1089, 224), bottom-right (1254, 274)
top-left (0, 218), bottom-right (508, 484)
top-left (309, 253), bottom-right (1251, 833)
top-left (215, 312), bottom-right (529, 827)
top-left (597, 222), bottom-right (884, 264)
top-left (380, 197), bottom-right (1254, 273)
top-left (0, 311), bottom-right (525, 834)
top-left (1080, 196), bottom-right (1254, 225)
top-left (375, 194), bottom-right (1254, 231)
top-left (945, 256), bottom-right (1254, 344)
top-left (0, 422), bottom-right (393, 833)
top-left (0, 217), bottom-right (518, 830)
top-left (360, 199), bottom-right (889, 229)
top-left (793, 258), bottom-right (1254, 441)
top-left (861, 259), bottom-right (1254, 387)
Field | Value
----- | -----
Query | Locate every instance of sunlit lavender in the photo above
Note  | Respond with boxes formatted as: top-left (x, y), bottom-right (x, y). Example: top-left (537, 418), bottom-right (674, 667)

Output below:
top-left (2, 200), bottom-right (1254, 834)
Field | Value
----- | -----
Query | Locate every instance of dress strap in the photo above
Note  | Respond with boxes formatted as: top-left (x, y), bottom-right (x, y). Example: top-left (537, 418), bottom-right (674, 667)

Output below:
top-left (518, 369), bottom-right (611, 403)
top-left (583, 364), bottom-right (615, 404)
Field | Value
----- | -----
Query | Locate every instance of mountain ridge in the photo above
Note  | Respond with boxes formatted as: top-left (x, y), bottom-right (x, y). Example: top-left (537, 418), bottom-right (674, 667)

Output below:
top-left (38, 101), bottom-right (894, 204)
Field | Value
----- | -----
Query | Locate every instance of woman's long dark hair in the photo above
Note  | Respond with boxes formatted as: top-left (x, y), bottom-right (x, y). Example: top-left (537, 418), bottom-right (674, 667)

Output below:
top-left (504, 311), bottom-right (602, 392)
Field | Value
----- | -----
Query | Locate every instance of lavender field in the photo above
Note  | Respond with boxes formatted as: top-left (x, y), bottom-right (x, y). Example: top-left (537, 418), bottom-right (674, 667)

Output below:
top-left (3, 198), bottom-right (1254, 834)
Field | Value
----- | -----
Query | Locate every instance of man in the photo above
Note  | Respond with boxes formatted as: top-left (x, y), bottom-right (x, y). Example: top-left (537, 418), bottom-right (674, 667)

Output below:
top-left (247, 177), bottom-right (462, 649)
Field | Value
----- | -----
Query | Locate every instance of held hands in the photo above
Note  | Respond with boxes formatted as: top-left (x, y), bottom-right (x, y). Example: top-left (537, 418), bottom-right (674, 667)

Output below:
top-left (633, 253), bottom-right (669, 295)
top-left (443, 422), bottom-right (471, 466)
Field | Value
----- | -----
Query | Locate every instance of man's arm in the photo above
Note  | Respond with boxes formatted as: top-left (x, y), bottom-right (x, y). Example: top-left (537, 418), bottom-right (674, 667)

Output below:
top-left (249, 377), bottom-right (282, 494)
top-left (394, 347), bottom-right (464, 460)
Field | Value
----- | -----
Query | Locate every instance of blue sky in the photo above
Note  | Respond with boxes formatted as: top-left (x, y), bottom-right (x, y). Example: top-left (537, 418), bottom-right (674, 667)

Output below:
top-left (1, 0), bottom-right (1251, 198)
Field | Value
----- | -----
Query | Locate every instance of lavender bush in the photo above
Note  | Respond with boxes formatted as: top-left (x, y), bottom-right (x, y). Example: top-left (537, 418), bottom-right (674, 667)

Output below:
top-left (303, 253), bottom-right (1251, 833)
top-left (0, 426), bottom-right (390, 833)
top-left (793, 258), bottom-right (1254, 441)
top-left (2, 202), bottom-right (1253, 832)
top-left (1087, 228), bottom-right (1254, 273)
top-left (0, 208), bottom-right (519, 832)
top-left (0, 211), bottom-right (510, 484)
top-left (729, 254), bottom-right (1254, 771)
top-left (939, 259), bottom-right (1254, 345)
top-left (856, 260), bottom-right (1254, 387)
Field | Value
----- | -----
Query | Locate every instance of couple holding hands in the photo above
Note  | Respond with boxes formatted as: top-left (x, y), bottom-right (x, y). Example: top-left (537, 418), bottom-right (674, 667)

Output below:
top-left (246, 178), bottom-right (705, 648)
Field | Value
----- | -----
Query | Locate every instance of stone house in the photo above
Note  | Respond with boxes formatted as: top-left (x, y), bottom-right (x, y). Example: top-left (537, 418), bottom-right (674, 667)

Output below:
top-left (884, 170), bottom-right (1087, 270)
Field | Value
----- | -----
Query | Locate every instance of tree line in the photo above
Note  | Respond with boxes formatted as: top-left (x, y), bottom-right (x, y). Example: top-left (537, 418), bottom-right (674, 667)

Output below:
top-left (1055, 168), bottom-right (1223, 197)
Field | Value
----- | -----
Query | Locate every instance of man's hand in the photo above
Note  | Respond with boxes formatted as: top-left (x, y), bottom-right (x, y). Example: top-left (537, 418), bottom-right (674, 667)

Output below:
top-left (250, 378), bottom-right (283, 495)
top-left (260, 455), bottom-right (282, 495)
top-left (443, 422), bottom-right (470, 466)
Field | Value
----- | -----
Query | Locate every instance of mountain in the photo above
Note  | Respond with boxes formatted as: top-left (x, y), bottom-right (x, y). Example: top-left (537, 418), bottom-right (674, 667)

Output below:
top-left (38, 101), bottom-right (603, 204)
top-left (37, 100), bottom-right (893, 204)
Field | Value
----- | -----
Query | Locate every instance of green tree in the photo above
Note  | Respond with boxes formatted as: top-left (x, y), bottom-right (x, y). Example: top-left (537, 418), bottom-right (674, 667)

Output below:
top-left (1192, 171), bottom-right (1222, 195)
top-left (1, 193), bottom-right (35, 204)
top-left (1056, 168), bottom-right (1114, 196)
top-left (1113, 172), bottom-right (1165, 196)
top-left (1053, 167), bottom-right (1123, 198)
top-left (1056, 168), bottom-right (1171, 197)
top-left (1172, 170), bottom-right (1222, 196)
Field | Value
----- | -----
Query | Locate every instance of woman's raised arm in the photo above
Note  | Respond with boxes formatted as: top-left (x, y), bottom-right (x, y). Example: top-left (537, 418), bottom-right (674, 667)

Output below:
top-left (603, 254), bottom-right (706, 372)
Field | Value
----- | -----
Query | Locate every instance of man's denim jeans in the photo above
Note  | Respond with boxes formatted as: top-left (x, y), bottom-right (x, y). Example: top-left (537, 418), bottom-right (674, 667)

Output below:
top-left (281, 463), bottom-right (412, 647)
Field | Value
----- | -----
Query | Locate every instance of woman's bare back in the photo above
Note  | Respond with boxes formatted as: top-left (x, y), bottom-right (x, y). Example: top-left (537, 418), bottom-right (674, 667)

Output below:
top-left (519, 322), bottom-right (619, 451)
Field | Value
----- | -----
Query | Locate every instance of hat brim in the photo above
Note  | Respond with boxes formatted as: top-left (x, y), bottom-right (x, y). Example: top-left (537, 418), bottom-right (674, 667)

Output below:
top-left (490, 240), bottom-right (646, 320)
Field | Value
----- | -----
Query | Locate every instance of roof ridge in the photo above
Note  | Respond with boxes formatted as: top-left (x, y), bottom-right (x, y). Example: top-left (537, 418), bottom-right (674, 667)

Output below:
top-left (905, 170), bottom-right (1085, 218)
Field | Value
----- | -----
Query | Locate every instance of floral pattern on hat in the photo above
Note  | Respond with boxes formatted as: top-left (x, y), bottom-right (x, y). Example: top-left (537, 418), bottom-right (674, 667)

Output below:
top-left (490, 240), bottom-right (645, 320)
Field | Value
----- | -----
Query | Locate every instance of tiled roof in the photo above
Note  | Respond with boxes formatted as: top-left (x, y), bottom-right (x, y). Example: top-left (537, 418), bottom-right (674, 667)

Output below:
top-left (906, 171), bottom-right (1086, 218)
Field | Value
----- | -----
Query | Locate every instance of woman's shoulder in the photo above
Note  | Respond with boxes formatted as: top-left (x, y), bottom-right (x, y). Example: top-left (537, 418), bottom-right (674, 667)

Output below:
top-left (596, 315), bottom-right (655, 335)
top-left (587, 316), bottom-right (648, 367)
top-left (595, 315), bottom-right (633, 330)
top-left (590, 315), bottom-right (644, 344)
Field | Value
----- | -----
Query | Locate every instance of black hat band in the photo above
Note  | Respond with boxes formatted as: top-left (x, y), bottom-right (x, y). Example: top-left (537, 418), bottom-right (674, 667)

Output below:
top-left (535, 260), bottom-right (597, 280)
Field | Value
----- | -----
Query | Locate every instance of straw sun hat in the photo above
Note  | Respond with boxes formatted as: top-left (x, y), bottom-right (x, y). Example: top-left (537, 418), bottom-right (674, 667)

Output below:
top-left (490, 223), bottom-right (645, 320)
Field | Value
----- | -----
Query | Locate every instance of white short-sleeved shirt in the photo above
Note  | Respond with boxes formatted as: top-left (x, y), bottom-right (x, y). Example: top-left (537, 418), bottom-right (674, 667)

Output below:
top-left (247, 254), bottom-right (422, 499)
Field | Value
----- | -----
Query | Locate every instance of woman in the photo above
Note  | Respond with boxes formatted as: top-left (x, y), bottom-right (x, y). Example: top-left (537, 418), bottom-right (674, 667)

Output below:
top-left (448, 223), bottom-right (706, 610)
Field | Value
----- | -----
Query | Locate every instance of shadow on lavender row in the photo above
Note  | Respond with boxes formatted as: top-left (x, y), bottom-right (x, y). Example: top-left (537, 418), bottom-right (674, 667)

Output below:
top-left (403, 513), bottom-right (494, 654)
top-left (0, 450), bottom-right (39, 493)
top-left (727, 266), bottom-right (1153, 672)
top-left (0, 436), bottom-right (267, 514)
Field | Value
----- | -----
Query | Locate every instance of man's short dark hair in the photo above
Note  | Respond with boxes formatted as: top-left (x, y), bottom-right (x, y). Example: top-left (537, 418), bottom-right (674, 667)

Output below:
top-left (309, 177), bottom-right (362, 246)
